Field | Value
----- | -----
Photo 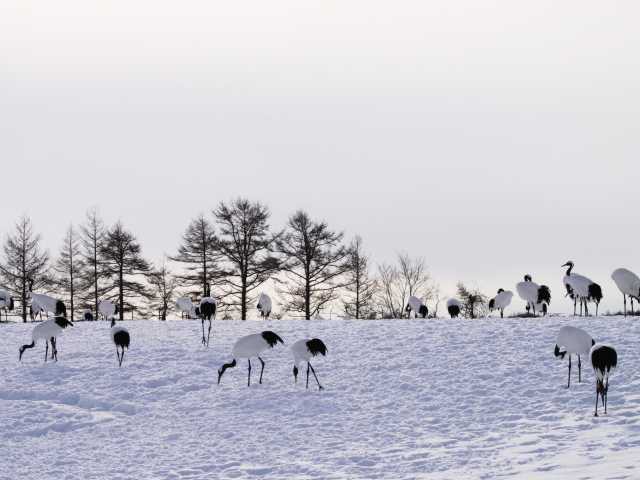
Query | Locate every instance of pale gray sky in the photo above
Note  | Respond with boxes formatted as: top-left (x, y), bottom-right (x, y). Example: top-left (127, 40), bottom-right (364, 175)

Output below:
top-left (1, 1), bottom-right (638, 314)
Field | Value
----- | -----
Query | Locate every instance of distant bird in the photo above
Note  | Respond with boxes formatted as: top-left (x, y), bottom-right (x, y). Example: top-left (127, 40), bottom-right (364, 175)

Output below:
top-left (29, 292), bottom-right (67, 319)
top-left (0, 289), bottom-right (14, 321)
top-left (257, 293), bottom-right (272, 319)
top-left (405, 296), bottom-right (428, 319)
top-left (516, 275), bottom-right (551, 316)
top-left (199, 296), bottom-right (216, 346)
top-left (488, 289), bottom-right (513, 318)
top-left (99, 300), bottom-right (118, 320)
top-left (110, 319), bottom-right (130, 367)
top-left (176, 296), bottom-right (196, 319)
top-left (554, 326), bottom-right (595, 388)
top-left (83, 310), bottom-right (94, 322)
top-left (590, 344), bottom-right (618, 417)
top-left (611, 268), bottom-right (640, 317)
top-left (218, 331), bottom-right (285, 387)
top-left (562, 261), bottom-right (603, 316)
top-left (446, 298), bottom-right (463, 318)
top-left (19, 316), bottom-right (74, 362)
top-left (291, 338), bottom-right (328, 390)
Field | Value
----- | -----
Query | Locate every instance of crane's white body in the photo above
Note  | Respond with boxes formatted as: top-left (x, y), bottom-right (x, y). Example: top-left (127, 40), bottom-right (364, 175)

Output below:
top-left (516, 281), bottom-right (540, 305)
top-left (556, 326), bottom-right (593, 356)
top-left (611, 268), bottom-right (640, 298)
top-left (176, 297), bottom-right (196, 318)
top-left (407, 296), bottom-right (424, 313)
top-left (257, 293), bottom-right (272, 317)
top-left (30, 293), bottom-right (60, 316)
top-left (232, 333), bottom-right (272, 358)
top-left (111, 324), bottom-right (129, 343)
top-left (0, 289), bottom-right (11, 304)
top-left (590, 343), bottom-right (617, 382)
top-left (492, 290), bottom-right (513, 310)
top-left (563, 273), bottom-right (594, 298)
top-left (31, 318), bottom-right (69, 342)
top-left (291, 339), bottom-right (316, 366)
top-left (200, 296), bottom-right (216, 308)
top-left (99, 300), bottom-right (117, 320)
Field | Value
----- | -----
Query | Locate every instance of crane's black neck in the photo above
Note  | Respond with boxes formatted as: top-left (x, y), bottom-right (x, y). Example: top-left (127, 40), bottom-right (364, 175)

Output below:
top-left (565, 264), bottom-right (573, 276)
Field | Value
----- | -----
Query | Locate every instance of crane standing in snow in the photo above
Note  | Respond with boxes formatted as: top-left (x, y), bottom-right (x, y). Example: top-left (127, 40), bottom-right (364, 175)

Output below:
top-left (291, 338), bottom-right (328, 390)
top-left (257, 293), bottom-right (272, 319)
top-left (405, 296), bottom-right (428, 319)
top-left (19, 316), bottom-right (74, 362)
top-left (217, 331), bottom-right (285, 387)
top-left (590, 344), bottom-right (617, 417)
top-left (110, 319), bottom-right (130, 367)
top-left (0, 290), bottom-right (14, 321)
top-left (99, 300), bottom-right (118, 321)
top-left (554, 326), bottom-right (595, 388)
top-left (516, 275), bottom-right (551, 316)
top-left (199, 284), bottom-right (216, 346)
top-left (447, 298), bottom-right (463, 318)
top-left (562, 261), bottom-right (603, 316)
top-left (488, 289), bottom-right (513, 318)
top-left (611, 268), bottom-right (640, 317)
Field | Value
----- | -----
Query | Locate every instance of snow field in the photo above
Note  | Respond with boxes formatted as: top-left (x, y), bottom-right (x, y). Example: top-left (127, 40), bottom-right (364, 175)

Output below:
top-left (1, 317), bottom-right (639, 479)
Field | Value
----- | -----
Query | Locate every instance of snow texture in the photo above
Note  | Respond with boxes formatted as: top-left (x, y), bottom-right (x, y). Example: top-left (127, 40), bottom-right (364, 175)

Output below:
top-left (1, 317), bottom-right (639, 479)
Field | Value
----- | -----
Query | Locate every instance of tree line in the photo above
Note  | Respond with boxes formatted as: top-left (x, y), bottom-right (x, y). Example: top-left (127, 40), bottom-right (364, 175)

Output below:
top-left (0, 198), bottom-right (446, 322)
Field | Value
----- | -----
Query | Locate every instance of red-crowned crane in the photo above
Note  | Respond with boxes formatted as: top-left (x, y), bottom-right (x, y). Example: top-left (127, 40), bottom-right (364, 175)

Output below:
top-left (611, 268), bottom-right (640, 317)
top-left (554, 326), bottom-right (595, 388)
top-left (110, 319), bottom-right (130, 367)
top-left (590, 344), bottom-right (617, 417)
top-left (291, 338), bottom-right (328, 390)
top-left (218, 331), bottom-right (284, 386)
top-left (562, 261), bottom-right (603, 316)
top-left (405, 296), bottom-right (428, 318)
top-left (446, 298), bottom-right (463, 318)
top-left (257, 293), bottom-right (272, 319)
top-left (516, 275), bottom-right (551, 316)
top-left (488, 289), bottom-right (513, 318)
top-left (19, 316), bottom-right (74, 362)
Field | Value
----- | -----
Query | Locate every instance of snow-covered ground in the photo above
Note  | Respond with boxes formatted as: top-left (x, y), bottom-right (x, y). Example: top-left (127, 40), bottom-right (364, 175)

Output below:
top-left (1, 317), bottom-right (639, 479)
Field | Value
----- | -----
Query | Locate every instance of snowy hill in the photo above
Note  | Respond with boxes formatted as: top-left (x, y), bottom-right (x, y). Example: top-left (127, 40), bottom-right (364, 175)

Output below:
top-left (1, 317), bottom-right (639, 479)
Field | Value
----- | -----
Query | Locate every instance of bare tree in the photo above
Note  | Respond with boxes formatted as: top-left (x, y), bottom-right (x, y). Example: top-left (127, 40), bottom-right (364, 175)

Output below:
top-left (148, 260), bottom-right (178, 320)
top-left (214, 198), bottom-right (280, 320)
top-left (79, 208), bottom-right (107, 317)
top-left (54, 225), bottom-right (83, 320)
top-left (276, 210), bottom-right (350, 319)
top-left (169, 215), bottom-right (224, 298)
top-left (100, 221), bottom-right (151, 320)
top-left (343, 236), bottom-right (377, 319)
top-left (456, 282), bottom-right (488, 319)
top-left (0, 216), bottom-right (50, 322)
top-left (376, 253), bottom-right (438, 318)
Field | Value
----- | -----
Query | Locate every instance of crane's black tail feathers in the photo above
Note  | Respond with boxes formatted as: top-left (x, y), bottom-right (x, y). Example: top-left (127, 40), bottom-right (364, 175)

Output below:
top-left (306, 338), bottom-right (328, 356)
top-left (538, 285), bottom-right (551, 305)
top-left (262, 331), bottom-right (284, 347)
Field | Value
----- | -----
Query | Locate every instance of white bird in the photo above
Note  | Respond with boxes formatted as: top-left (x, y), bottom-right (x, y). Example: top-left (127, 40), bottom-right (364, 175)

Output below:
top-left (554, 326), bottom-right (595, 388)
top-left (590, 344), bottom-right (618, 417)
top-left (488, 289), bottom-right (513, 318)
top-left (562, 261), bottom-right (603, 316)
top-left (516, 275), bottom-right (551, 316)
top-left (110, 319), bottom-right (130, 367)
top-left (257, 293), bottom-right (272, 319)
top-left (99, 300), bottom-right (118, 320)
top-left (0, 289), bottom-right (14, 321)
top-left (405, 295), bottom-right (428, 318)
top-left (446, 298), bottom-right (463, 318)
top-left (611, 268), bottom-right (640, 317)
top-left (217, 331), bottom-right (285, 386)
top-left (176, 296), bottom-right (196, 319)
top-left (29, 292), bottom-right (67, 319)
top-left (19, 316), bottom-right (74, 362)
top-left (291, 338), bottom-right (328, 390)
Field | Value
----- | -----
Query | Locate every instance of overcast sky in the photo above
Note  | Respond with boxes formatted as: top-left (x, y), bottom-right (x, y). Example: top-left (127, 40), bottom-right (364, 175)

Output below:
top-left (1, 1), bottom-right (638, 314)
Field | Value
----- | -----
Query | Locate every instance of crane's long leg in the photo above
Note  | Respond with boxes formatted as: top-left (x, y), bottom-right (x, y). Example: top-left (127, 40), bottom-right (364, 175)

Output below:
top-left (578, 355), bottom-right (581, 383)
top-left (116, 348), bottom-right (120, 365)
top-left (201, 320), bottom-right (206, 345)
top-left (567, 355), bottom-right (571, 388)
top-left (44, 340), bottom-right (48, 363)
top-left (247, 359), bottom-right (252, 387)
top-left (309, 363), bottom-right (323, 390)
top-left (624, 294), bottom-right (627, 317)
top-left (500, 309), bottom-right (504, 319)
top-left (206, 319), bottom-right (212, 347)
top-left (258, 356), bottom-right (265, 384)
top-left (594, 389), bottom-right (599, 417)
top-left (306, 363), bottom-right (310, 389)
top-left (585, 300), bottom-right (589, 317)
top-left (573, 297), bottom-right (577, 316)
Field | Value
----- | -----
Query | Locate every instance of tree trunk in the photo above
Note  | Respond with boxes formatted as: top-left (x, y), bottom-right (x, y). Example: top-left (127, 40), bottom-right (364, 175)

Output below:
top-left (305, 279), bottom-right (311, 320)
top-left (118, 265), bottom-right (124, 320)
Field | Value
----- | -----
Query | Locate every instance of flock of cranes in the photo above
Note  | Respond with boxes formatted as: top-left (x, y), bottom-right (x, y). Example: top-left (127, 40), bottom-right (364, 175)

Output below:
top-left (7, 261), bottom-right (636, 416)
